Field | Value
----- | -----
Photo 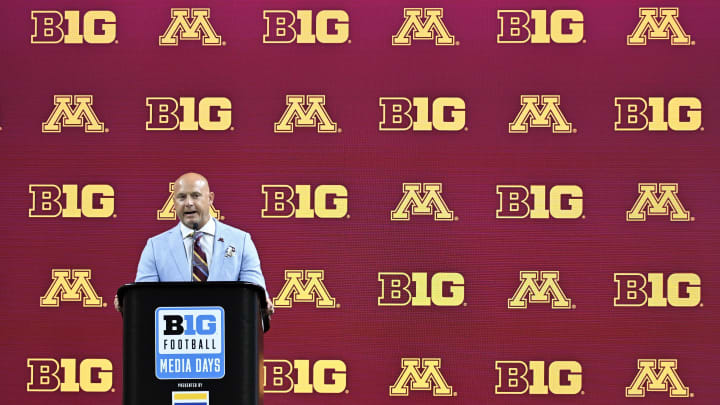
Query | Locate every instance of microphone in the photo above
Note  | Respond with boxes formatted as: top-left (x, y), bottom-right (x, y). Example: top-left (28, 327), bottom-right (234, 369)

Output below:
top-left (193, 223), bottom-right (199, 232)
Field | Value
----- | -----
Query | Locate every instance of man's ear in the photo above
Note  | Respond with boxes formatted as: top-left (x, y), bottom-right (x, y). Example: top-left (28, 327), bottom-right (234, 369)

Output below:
top-left (209, 191), bottom-right (215, 204)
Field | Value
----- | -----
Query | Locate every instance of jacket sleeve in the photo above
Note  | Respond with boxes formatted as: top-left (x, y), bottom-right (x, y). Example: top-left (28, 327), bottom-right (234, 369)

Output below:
top-left (135, 238), bottom-right (160, 282)
top-left (240, 233), bottom-right (269, 297)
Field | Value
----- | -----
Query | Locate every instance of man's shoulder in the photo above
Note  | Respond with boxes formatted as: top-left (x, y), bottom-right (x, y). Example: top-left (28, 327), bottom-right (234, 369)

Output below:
top-left (216, 220), bottom-right (250, 239)
top-left (147, 225), bottom-right (180, 244)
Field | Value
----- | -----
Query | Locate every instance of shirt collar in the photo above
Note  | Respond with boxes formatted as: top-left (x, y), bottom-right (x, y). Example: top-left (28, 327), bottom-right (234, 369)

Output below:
top-left (180, 218), bottom-right (216, 239)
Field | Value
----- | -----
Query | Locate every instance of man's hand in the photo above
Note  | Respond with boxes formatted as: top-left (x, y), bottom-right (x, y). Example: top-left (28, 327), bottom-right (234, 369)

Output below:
top-left (264, 297), bottom-right (275, 317)
top-left (114, 294), bottom-right (122, 312)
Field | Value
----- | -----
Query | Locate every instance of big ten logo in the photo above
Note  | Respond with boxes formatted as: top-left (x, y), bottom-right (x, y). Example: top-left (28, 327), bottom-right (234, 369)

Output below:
top-left (508, 271), bottom-right (573, 309)
top-left (159, 8), bottom-right (222, 46)
top-left (42, 95), bottom-right (105, 133)
top-left (145, 97), bottom-right (232, 131)
top-left (495, 361), bottom-right (582, 395)
top-left (614, 273), bottom-right (701, 307)
top-left (626, 183), bottom-right (691, 222)
top-left (626, 359), bottom-right (691, 397)
top-left (614, 97), bottom-right (702, 132)
top-left (162, 313), bottom-right (217, 336)
top-left (273, 270), bottom-right (337, 308)
top-left (157, 182), bottom-right (221, 221)
top-left (391, 183), bottom-right (454, 221)
top-left (264, 360), bottom-right (347, 394)
top-left (29, 184), bottom-right (115, 218)
top-left (496, 185), bottom-right (583, 219)
top-left (389, 358), bottom-right (453, 396)
top-left (497, 10), bottom-right (584, 44)
top-left (378, 97), bottom-right (466, 131)
top-left (378, 272), bottom-right (464, 307)
top-left (392, 8), bottom-right (455, 46)
top-left (274, 95), bottom-right (338, 133)
top-left (26, 358), bottom-right (113, 392)
top-left (263, 10), bottom-right (349, 44)
top-left (40, 269), bottom-right (104, 308)
top-left (627, 8), bottom-right (692, 46)
top-left (261, 185), bottom-right (347, 218)
top-left (31, 10), bottom-right (116, 44)
top-left (509, 95), bottom-right (573, 134)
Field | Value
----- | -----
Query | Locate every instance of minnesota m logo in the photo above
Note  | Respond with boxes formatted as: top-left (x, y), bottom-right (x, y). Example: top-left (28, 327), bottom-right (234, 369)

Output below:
top-left (159, 8), bottom-right (222, 46)
top-left (509, 95), bottom-right (572, 133)
top-left (157, 182), bottom-right (220, 220)
top-left (392, 8), bottom-right (455, 45)
top-left (40, 269), bottom-right (103, 307)
top-left (389, 358), bottom-right (453, 396)
top-left (508, 271), bottom-right (572, 309)
top-left (626, 183), bottom-right (690, 222)
top-left (626, 359), bottom-right (690, 397)
top-left (391, 183), bottom-right (453, 221)
top-left (627, 8), bottom-right (691, 46)
top-left (42, 95), bottom-right (104, 133)
top-left (274, 95), bottom-right (337, 133)
top-left (273, 270), bottom-right (337, 308)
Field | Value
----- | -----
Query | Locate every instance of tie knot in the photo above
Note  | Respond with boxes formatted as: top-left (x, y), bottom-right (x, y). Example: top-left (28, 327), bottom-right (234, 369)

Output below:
top-left (192, 231), bottom-right (203, 242)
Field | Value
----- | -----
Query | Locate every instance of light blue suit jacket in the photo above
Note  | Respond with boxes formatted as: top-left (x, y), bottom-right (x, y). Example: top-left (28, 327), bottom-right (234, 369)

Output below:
top-left (135, 218), bottom-right (268, 294)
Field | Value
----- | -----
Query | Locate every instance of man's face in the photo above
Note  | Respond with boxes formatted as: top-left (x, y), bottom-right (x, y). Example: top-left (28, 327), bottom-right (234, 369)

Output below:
top-left (174, 178), bottom-right (214, 228)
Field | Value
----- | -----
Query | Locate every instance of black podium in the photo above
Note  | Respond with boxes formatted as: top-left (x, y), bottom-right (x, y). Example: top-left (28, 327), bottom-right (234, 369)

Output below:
top-left (117, 282), bottom-right (268, 405)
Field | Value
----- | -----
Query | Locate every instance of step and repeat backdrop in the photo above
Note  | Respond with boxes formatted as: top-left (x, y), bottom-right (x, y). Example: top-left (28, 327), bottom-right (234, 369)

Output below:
top-left (1, 0), bottom-right (718, 404)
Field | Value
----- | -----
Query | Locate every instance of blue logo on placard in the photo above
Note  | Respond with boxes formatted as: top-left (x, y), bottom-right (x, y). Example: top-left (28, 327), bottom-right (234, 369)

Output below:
top-left (155, 306), bottom-right (225, 379)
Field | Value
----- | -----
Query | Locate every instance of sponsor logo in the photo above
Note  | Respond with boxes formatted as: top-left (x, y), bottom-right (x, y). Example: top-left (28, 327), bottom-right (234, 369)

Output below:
top-left (614, 273), bottom-right (701, 307)
top-left (615, 97), bottom-right (701, 132)
top-left (508, 271), bottom-right (572, 309)
top-left (273, 270), bottom-right (337, 308)
top-left (155, 307), bottom-right (225, 379)
top-left (391, 183), bottom-right (453, 221)
top-left (40, 269), bottom-right (103, 307)
top-left (496, 185), bottom-right (583, 219)
top-left (264, 360), bottom-right (346, 393)
top-left (261, 185), bottom-right (347, 218)
top-left (497, 10), bottom-right (584, 43)
top-left (393, 8), bottom-right (455, 45)
top-left (158, 182), bottom-right (221, 221)
top-left (274, 95), bottom-right (337, 133)
top-left (626, 183), bottom-right (690, 221)
top-left (627, 8), bottom-right (691, 46)
top-left (378, 272), bottom-right (464, 306)
top-left (29, 184), bottom-right (115, 218)
top-left (159, 8), bottom-right (222, 46)
top-left (389, 358), bottom-right (453, 396)
top-left (626, 359), bottom-right (690, 397)
top-left (495, 361), bottom-right (582, 395)
top-left (172, 391), bottom-right (209, 405)
top-left (509, 95), bottom-right (572, 133)
top-left (146, 97), bottom-right (232, 131)
top-left (263, 10), bottom-right (349, 43)
top-left (27, 358), bottom-right (112, 392)
top-left (379, 97), bottom-right (465, 131)
top-left (31, 10), bottom-right (116, 44)
top-left (42, 95), bottom-right (105, 133)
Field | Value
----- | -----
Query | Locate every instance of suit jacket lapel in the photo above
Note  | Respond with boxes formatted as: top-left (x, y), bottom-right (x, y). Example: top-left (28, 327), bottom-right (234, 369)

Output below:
top-left (210, 219), bottom-right (226, 279)
top-left (171, 223), bottom-right (190, 280)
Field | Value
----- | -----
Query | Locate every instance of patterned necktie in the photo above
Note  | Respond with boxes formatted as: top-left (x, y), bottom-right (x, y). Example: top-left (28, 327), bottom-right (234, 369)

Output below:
top-left (192, 231), bottom-right (209, 282)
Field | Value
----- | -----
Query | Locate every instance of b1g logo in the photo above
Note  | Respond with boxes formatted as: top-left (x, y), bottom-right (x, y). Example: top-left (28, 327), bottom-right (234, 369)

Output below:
top-left (262, 185), bottom-right (347, 218)
top-left (273, 270), bottom-right (337, 308)
top-left (393, 8), bottom-right (455, 46)
top-left (626, 183), bottom-right (690, 222)
top-left (378, 272), bottom-right (464, 306)
top-left (389, 358), bottom-right (453, 396)
top-left (379, 97), bottom-right (466, 131)
top-left (509, 95), bottom-right (572, 134)
top-left (42, 95), bottom-right (105, 133)
top-left (31, 10), bottom-right (116, 44)
top-left (157, 182), bottom-right (221, 221)
top-left (626, 359), bottom-right (690, 397)
top-left (263, 10), bottom-right (349, 43)
top-left (29, 184), bottom-right (115, 218)
top-left (615, 97), bottom-right (702, 132)
top-left (155, 307), bottom-right (224, 379)
top-left (496, 185), bottom-right (583, 219)
top-left (508, 271), bottom-right (572, 309)
top-left (274, 95), bottom-right (338, 133)
top-left (146, 97), bottom-right (232, 131)
top-left (627, 8), bottom-right (691, 46)
top-left (41, 269), bottom-right (103, 307)
top-left (614, 273), bottom-right (701, 307)
top-left (497, 10), bottom-right (584, 44)
top-left (391, 183), bottom-right (454, 221)
top-left (264, 360), bottom-right (346, 393)
top-left (495, 361), bottom-right (582, 395)
top-left (27, 358), bottom-right (112, 392)
top-left (159, 8), bottom-right (222, 46)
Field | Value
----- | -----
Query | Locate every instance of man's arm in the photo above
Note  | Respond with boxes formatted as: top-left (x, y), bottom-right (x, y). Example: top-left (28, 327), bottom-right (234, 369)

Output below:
top-left (240, 233), bottom-right (274, 315)
top-left (135, 238), bottom-right (160, 282)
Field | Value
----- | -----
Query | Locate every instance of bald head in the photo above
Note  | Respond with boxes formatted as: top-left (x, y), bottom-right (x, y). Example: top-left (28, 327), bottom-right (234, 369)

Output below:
top-left (173, 172), bottom-right (215, 228)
